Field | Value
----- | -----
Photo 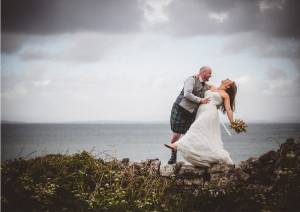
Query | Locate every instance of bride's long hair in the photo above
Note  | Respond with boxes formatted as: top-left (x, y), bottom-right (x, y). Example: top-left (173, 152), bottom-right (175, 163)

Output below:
top-left (220, 82), bottom-right (237, 114)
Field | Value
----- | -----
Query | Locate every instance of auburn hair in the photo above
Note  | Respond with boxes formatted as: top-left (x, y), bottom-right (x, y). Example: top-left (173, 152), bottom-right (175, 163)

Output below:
top-left (220, 82), bottom-right (237, 114)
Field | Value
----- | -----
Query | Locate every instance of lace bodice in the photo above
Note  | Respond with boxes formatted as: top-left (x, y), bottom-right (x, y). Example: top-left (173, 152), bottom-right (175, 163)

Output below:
top-left (204, 90), bottom-right (223, 107)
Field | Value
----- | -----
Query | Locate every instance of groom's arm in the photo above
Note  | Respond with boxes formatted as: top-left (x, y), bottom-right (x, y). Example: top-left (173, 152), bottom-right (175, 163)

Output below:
top-left (183, 77), bottom-right (203, 104)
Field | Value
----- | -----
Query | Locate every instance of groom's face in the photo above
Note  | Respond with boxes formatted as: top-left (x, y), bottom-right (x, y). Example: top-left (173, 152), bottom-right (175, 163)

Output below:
top-left (203, 70), bottom-right (212, 81)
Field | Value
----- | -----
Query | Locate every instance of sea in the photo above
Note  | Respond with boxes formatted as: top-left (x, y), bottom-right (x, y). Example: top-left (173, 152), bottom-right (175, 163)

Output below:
top-left (1, 123), bottom-right (300, 165)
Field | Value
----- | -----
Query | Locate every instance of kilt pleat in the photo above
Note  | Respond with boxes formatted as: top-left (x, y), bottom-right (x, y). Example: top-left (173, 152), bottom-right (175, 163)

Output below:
top-left (170, 103), bottom-right (196, 134)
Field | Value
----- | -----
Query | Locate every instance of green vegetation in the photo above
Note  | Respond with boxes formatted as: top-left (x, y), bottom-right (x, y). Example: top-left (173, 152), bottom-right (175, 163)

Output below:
top-left (2, 139), bottom-right (300, 211)
top-left (1, 152), bottom-right (173, 211)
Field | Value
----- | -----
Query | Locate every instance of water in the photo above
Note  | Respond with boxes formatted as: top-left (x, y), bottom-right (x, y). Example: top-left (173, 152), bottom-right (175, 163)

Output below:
top-left (2, 123), bottom-right (300, 164)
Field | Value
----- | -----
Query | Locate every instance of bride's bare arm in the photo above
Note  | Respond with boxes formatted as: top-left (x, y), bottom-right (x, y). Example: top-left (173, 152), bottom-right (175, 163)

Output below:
top-left (223, 93), bottom-right (234, 123)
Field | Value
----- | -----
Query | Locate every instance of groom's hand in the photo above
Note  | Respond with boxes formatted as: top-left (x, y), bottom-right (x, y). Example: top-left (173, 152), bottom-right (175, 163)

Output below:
top-left (200, 98), bottom-right (210, 104)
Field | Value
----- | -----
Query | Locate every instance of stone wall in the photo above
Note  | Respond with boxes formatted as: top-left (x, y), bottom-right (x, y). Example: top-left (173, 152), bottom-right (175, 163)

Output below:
top-left (126, 137), bottom-right (299, 189)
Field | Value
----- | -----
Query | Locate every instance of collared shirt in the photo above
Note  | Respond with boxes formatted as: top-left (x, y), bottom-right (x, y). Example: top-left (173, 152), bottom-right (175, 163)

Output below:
top-left (175, 76), bottom-right (210, 113)
top-left (198, 76), bottom-right (204, 82)
top-left (183, 76), bottom-right (203, 104)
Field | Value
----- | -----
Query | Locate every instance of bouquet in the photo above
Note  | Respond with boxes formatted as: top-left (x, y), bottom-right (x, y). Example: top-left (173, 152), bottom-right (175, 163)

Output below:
top-left (230, 119), bottom-right (247, 133)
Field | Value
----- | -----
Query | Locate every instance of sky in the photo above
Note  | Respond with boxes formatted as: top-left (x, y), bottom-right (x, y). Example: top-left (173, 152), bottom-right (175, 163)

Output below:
top-left (1, 0), bottom-right (300, 123)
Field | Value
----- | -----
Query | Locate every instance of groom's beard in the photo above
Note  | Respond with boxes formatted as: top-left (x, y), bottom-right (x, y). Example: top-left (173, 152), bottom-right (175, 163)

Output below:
top-left (205, 77), bottom-right (211, 82)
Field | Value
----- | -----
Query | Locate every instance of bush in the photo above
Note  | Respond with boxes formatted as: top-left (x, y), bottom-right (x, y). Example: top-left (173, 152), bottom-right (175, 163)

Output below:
top-left (2, 152), bottom-right (172, 211)
top-left (2, 138), bottom-right (300, 211)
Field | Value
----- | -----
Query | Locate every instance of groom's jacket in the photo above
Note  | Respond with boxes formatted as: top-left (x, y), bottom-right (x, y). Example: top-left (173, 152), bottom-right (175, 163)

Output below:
top-left (175, 76), bottom-right (209, 113)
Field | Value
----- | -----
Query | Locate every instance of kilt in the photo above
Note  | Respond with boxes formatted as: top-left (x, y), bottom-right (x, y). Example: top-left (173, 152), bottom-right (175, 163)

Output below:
top-left (170, 103), bottom-right (196, 134)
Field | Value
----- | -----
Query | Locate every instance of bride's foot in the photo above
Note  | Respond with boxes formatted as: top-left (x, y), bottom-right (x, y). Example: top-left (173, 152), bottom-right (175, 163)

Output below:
top-left (164, 144), bottom-right (176, 151)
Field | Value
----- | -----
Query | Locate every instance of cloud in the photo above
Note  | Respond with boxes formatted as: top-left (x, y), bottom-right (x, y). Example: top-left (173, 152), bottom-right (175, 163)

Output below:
top-left (163, 0), bottom-right (300, 71)
top-left (1, 57), bottom-right (176, 122)
top-left (2, 0), bottom-right (144, 35)
top-left (208, 12), bottom-right (228, 24)
top-left (232, 72), bottom-right (300, 122)
top-left (17, 32), bottom-right (129, 63)
top-left (142, 0), bottom-right (173, 25)
top-left (165, 0), bottom-right (300, 38)
top-left (266, 68), bottom-right (288, 80)
top-left (222, 33), bottom-right (300, 57)
top-left (3, 0), bottom-right (300, 63)
top-left (258, 0), bottom-right (286, 12)
top-left (221, 32), bottom-right (300, 70)
top-left (2, 0), bottom-right (300, 123)
top-left (1, 0), bottom-right (144, 54)
top-left (1, 33), bottom-right (32, 53)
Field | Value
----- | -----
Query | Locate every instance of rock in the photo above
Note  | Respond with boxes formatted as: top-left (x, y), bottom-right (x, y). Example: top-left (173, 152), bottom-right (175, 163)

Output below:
top-left (208, 162), bottom-right (235, 174)
top-left (177, 165), bottom-right (206, 178)
top-left (160, 164), bottom-right (176, 177)
top-left (174, 161), bottom-right (185, 173)
top-left (175, 178), bottom-right (184, 186)
top-left (210, 175), bottom-right (230, 186)
top-left (279, 138), bottom-right (297, 156)
top-left (258, 150), bottom-right (279, 165)
top-left (238, 157), bottom-right (259, 173)
top-left (130, 162), bottom-right (144, 175)
top-left (277, 138), bottom-right (300, 169)
top-left (121, 158), bottom-right (130, 165)
top-left (146, 159), bottom-right (161, 175)
top-left (158, 138), bottom-right (299, 187)
top-left (209, 173), bottom-right (225, 182)
top-left (183, 178), bottom-right (203, 186)
top-left (235, 168), bottom-right (250, 181)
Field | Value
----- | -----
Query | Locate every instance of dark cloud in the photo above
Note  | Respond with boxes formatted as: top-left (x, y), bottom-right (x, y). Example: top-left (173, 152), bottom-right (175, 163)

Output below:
top-left (166, 0), bottom-right (300, 39)
top-left (1, 0), bottom-right (144, 53)
top-left (1, 33), bottom-right (31, 53)
top-left (222, 33), bottom-right (300, 57)
top-left (164, 0), bottom-right (300, 70)
top-left (2, 0), bottom-right (144, 34)
top-left (2, 0), bottom-right (300, 68)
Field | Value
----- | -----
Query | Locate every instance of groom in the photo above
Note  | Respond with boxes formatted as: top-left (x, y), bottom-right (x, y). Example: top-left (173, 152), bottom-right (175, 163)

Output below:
top-left (168, 66), bottom-right (212, 164)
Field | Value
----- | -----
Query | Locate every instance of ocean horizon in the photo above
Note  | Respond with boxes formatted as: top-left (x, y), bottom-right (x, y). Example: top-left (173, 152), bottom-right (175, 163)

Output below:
top-left (2, 122), bottom-right (300, 164)
top-left (3, 120), bottom-right (300, 124)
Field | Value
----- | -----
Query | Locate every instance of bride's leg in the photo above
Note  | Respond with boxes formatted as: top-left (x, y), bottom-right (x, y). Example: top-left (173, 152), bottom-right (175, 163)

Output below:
top-left (167, 133), bottom-right (180, 164)
top-left (171, 133), bottom-right (181, 143)
top-left (168, 133), bottom-right (180, 149)
top-left (165, 133), bottom-right (180, 150)
top-left (170, 142), bottom-right (178, 149)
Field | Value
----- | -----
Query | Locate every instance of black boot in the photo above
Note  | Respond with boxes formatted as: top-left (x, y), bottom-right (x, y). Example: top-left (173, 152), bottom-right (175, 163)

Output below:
top-left (168, 149), bottom-right (177, 164)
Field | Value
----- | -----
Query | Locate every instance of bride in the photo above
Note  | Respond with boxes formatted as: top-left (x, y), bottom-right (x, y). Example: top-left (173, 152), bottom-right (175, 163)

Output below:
top-left (165, 79), bottom-right (237, 167)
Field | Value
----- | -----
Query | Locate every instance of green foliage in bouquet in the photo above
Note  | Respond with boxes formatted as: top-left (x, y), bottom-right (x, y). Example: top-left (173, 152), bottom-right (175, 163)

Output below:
top-left (230, 119), bottom-right (248, 133)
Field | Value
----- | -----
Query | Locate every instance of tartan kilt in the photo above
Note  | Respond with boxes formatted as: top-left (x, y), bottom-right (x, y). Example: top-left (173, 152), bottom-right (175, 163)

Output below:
top-left (170, 103), bottom-right (196, 134)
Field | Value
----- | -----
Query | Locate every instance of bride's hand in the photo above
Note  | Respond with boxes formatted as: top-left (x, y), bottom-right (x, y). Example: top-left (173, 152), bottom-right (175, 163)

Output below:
top-left (200, 98), bottom-right (210, 104)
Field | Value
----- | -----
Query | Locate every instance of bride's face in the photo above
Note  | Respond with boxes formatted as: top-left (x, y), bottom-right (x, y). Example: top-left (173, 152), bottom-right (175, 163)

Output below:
top-left (221, 79), bottom-right (233, 89)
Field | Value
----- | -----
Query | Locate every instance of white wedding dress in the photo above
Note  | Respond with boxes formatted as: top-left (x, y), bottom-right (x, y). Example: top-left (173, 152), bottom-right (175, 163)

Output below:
top-left (177, 90), bottom-right (234, 167)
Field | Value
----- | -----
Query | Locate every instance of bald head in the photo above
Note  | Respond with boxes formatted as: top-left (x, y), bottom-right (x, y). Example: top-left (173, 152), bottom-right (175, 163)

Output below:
top-left (199, 66), bottom-right (212, 81)
top-left (199, 66), bottom-right (212, 73)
